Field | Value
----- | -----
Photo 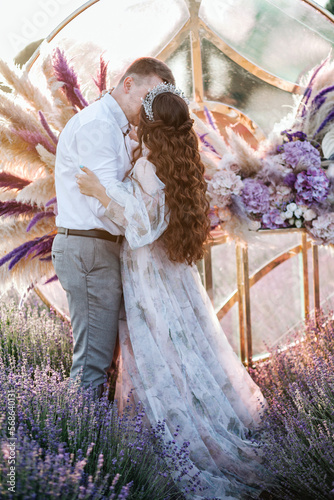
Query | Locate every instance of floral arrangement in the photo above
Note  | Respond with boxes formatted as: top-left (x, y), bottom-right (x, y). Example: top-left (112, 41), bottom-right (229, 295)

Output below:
top-left (200, 58), bottom-right (334, 245)
top-left (0, 48), bottom-right (111, 294)
top-left (0, 47), bottom-right (334, 294)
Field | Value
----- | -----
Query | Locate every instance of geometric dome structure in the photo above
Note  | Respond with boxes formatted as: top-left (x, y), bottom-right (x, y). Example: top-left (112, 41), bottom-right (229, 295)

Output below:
top-left (20, 0), bottom-right (334, 362)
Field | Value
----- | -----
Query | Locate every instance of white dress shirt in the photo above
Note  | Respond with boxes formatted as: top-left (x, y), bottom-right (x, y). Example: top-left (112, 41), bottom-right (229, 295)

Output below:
top-left (55, 93), bottom-right (132, 235)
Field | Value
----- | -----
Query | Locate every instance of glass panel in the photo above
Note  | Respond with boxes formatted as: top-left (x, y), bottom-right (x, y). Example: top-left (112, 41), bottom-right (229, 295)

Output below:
top-left (201, 38), bottom-right (293, 134)
top-left (199, 0), bottom-right (334, 84)
top-left (166, 36), bottom-right (193, 97)
top-left (31, 0), bottom-right (189, 97)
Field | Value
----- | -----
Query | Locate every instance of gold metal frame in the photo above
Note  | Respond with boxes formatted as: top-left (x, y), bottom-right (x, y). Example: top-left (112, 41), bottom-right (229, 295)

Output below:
top-left (26, 0), bottom-right (333, 137)
top-left (203, 229), bottom-right (321, 365)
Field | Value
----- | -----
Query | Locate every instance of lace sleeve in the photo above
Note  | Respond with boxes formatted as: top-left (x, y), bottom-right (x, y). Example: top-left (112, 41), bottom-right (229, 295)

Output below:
top-left (105, 158), bottom-right (168, 249)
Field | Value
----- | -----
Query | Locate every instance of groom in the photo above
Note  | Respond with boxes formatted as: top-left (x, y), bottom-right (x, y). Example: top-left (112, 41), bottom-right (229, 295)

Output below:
top-left (52, 57), bottom-right (175, 396)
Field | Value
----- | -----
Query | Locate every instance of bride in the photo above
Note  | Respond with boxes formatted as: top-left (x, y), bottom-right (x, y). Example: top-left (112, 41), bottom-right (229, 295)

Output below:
top-left (76, 83), bottom-right (267, 499)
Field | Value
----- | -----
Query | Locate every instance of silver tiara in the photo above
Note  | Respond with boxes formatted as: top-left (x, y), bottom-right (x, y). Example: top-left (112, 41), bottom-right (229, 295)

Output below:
top-left (142, 82), bottom-right (189, 121)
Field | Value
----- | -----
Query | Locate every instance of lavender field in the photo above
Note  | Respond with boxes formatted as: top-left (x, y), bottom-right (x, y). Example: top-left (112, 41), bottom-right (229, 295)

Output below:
top-left (0, 296), bottom-right (201, 499)
top-left (1, 293), bottom-right (334, 499)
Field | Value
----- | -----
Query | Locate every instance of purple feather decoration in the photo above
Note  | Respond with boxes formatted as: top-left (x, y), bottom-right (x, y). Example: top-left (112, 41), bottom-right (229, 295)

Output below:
top-left (45, 196), bottom-right (57, 207)
top-left (44, 274), bottom-right (58, 284)
top-left (93, 55), bottom-right (109, 93)
top-left (0, 200), bottom-right (37, 218)
top-left (313, 109), bottom-right (334, 137)
top-left (45, 196), bottom-right (58, 216)
top-left (52, 48), bottom-right (85, 110)
top-left (311, 85), bottom-right (334, 112)
top-left (0, 234), bottom-right (55, 270)
top-left (73, 87), bottom-right (88, 108)
top-left (26, 211), bottom-right (54, 232)
top-left (38, 111), bottom-right (58, 145)
top-left (0, 172), bottom-right (31, 191)
top-left (12, 128), bottom-right (56, 155)
top-left (301, 58), bottom-right (329, 116)
top-left (197, 132), bottom-right (220, 156)
top-left (26, 234), bottom-right (54, 259)
top-left (204, 106), bottom-right (218, 132)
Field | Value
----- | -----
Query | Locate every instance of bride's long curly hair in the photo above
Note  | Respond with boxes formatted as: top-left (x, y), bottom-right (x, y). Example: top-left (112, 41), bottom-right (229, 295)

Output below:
top-left (133, 92), bottom-right (211, 265)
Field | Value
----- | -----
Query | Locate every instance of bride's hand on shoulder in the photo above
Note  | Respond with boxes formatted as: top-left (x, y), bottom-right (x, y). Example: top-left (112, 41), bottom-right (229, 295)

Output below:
top-left (76, 166), bottom-right (102, 197)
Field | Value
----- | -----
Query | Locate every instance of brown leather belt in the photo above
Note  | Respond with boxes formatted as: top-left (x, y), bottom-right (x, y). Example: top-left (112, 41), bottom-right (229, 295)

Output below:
top-left (57, 227), bottom-right (124, 244)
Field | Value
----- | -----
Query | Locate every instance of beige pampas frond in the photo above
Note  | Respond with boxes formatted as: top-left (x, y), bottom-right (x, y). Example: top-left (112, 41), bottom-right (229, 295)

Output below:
top-left (16, 176), bottom-right (55, 208)
top-left (1, 150), bottom-right (50, 179)
top-left (200, 152), bottom-right (220, 179)
top-left (226, 128), bottom-right (262, 177)
top-left (0, 220), bottom-right (55, 253)
top-left (0, 59), bottom-right (57, 127)
top-left (0, 258), bottom-right (55, 296)
top-left (0, 93), bottom-right (46, 136)
top-left (35, 145), bottom-right (56, 172)
top-left (191, 111), bottom-right (229, 158)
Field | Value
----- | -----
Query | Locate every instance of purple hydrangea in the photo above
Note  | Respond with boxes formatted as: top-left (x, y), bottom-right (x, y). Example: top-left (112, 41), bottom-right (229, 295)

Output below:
top-left (262, 209), bottom-right (288, 229)
top-left (295, 166), bottom-right (330, 205)
top-left (281, 140), bottom-right (321, 170)
top-left (241, 178), bottom-right (270, 214)
top-left (283, 172), bottom-right (297, 188)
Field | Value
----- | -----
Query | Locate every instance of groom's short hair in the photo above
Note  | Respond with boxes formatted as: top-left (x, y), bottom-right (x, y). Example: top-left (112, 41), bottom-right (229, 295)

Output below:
top-left (119, 57), bottom-right (175, 86)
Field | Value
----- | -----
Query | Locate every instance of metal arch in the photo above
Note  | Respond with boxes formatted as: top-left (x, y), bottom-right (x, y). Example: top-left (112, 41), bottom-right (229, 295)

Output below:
top-left (194, 101), bottom-right (267, 142)
top-left (26, 0), bottom-right (100, 72)
top-left (156, 0), bottom-right (306, 95)
top-left (301, 0), bottom-right (334, 23)
top-left (215, 242), bottom-right (309, 320)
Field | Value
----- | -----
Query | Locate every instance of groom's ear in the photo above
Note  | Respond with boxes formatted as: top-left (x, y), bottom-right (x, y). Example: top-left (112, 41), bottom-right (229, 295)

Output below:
top-left (123, 76), bottom-right (133, 94)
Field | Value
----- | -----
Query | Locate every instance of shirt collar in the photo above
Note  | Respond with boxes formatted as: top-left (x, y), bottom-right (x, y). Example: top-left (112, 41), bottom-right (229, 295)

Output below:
top-left (104, 93), bottom-right (130, 134)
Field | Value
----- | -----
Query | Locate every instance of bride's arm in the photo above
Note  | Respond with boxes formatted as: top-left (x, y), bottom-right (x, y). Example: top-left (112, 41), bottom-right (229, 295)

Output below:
top-left (76, 160), bottom-right (167, 249)
top-left (76, 167), bottom-right (110, 207)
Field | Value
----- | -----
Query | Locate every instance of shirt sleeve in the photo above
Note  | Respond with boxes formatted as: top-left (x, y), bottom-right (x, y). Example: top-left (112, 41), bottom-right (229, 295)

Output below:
top-left (74, 119), bottom-right (122, 219)
top-left (104, 158), bottom-right (168, 249)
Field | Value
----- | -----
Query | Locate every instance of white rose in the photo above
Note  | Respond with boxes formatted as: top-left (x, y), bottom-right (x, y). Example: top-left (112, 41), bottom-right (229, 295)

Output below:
top-left (287, 202), bottom-right (297, 212)
top-left (295, 219), bottom-right (302, 228)
top-left (280, 212), bottom-right (287, 220)
top-left (289, 218), bottom-right (295, 225)
top-left (294, 207), bottom-right (303, 218)
top-left (304, 209), bottom-right (317, 221)
top-left (285, 210), bottom-right (293, 219)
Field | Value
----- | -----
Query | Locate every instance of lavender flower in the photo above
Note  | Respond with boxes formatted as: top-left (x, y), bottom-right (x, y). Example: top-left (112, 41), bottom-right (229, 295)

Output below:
top-left (0, 295), bottom-right (204, 499)
top-left (250, 311), bottom-right (334, 499)
top-left (241, 178), bottom-right (270, 214)
top-left (295, 166), bottom-right (330, 205)
top-left (281, 140), bottom-right (321, 171)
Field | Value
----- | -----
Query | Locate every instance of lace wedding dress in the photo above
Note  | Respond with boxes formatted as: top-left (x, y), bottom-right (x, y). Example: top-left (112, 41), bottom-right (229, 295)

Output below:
top-left (104, 157), bottom-right (266, 499)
